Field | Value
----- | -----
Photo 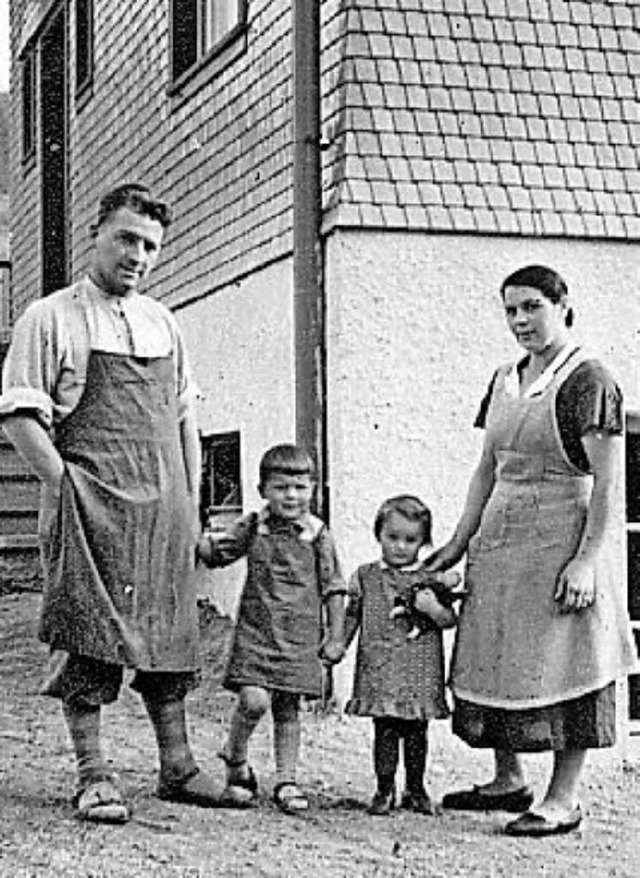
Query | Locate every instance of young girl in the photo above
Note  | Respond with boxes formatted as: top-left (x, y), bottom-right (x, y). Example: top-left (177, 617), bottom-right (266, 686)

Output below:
top-left (198, 444), bottom-right (346, 814)
top-left (344, 494), bottom-right (457, 816)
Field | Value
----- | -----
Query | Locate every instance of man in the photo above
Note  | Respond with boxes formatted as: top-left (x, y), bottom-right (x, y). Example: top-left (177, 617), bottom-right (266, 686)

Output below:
top-left (0, 183), bottom-right (218, 822)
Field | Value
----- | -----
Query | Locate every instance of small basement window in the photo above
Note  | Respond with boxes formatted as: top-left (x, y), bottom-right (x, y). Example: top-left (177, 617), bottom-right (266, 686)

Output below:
top-left (199, 430), bottom-right (242, 528)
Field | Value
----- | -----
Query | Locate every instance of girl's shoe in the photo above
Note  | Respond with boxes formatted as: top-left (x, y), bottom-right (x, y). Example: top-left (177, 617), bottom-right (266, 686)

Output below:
top-left (401, 789), bottom-right (434, 814)
top-left (272, 782), bottom-right (309, 815)
top-left (368, 788), bottom-right (395, 816)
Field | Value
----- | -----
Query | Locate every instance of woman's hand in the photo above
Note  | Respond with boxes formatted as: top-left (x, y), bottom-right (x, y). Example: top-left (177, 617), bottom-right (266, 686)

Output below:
top-left (423, 541), bottom-right (464, 573)
top-left (554, 557), bottom-right (596, 613)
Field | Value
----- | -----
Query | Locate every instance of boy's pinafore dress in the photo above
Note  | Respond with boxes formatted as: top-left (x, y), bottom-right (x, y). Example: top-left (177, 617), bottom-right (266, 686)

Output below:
top-left (347, 562), bottom-right (449, 721)
top-left (223, 516), bottom-right (344, 698)
top-left (39, 350), bottom-right (198, 671)
top-left (451, 349), bottom-right (637, 711)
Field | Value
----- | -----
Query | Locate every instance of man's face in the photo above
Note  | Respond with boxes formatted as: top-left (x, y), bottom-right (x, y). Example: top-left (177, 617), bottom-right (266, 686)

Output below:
top-left (90, 206), bottom-right (165, 296)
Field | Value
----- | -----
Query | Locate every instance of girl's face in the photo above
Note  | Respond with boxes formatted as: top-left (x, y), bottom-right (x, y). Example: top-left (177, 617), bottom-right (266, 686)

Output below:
top-left (378, 511), bottom-right (426, 568)
top-left (503, 285), bottom-right (569, 358)
top-left (260, 472), bottom-right (314, 522)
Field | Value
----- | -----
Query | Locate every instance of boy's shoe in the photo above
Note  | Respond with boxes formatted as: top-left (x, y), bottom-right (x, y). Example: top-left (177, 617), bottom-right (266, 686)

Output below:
top-left (218, 750), bottom-right (259, 809)
top-left (368, 788), bottom-right (395, 816)
top-left (272, 782), bottom-right (310, 815)
top-left (401, 789), bottom-right (434, 814)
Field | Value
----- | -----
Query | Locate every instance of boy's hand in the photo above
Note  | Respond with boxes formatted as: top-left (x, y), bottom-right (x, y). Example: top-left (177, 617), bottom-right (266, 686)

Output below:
top-left (319, 638), bottom-right (346, 665)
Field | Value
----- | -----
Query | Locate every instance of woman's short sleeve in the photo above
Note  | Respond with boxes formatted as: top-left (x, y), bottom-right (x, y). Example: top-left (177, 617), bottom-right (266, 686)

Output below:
top-left (474, 371), bottom-right (499, 429)
top-left (556, 360), bottom-right (623, 472)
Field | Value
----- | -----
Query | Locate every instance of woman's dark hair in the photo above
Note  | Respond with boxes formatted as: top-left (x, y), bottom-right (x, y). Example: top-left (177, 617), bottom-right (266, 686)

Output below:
top-left (93, 183), bottom-right (172, 232)
top-left (258, 444), bottom-right (315, 490)
top-left (373, 494), bottom-right (433, 545)
top-left (500, 264), bottom-right (573, 327)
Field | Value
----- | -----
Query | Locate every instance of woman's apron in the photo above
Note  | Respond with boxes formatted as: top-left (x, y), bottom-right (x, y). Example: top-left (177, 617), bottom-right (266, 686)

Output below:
top-left (39, 350), bottom-right (199, 671)
top-left (451, 350), bottom-right (637, 710)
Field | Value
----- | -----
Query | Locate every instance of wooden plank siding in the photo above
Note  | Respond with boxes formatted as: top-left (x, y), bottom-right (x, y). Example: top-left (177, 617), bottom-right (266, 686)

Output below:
top-left (7, 0), bottom-right (640, 315)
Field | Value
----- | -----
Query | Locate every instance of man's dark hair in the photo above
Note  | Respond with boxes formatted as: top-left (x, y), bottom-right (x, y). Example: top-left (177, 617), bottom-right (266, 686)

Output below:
top-left (93, 183), bottom-right (172, 231)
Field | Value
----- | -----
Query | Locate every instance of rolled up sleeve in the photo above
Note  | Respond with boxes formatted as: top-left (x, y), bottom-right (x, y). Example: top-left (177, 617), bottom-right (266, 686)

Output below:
top-left (0, 303), bottom-right (59, 429)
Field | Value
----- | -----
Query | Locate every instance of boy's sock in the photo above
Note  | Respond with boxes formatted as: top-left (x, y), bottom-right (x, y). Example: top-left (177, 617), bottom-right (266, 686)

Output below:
top-left (62, 703), bottom-right (109, 788)
top-left (225, 705), bottom-right (263, 777)
top-left (272, 692), bottom-right (301, 787)
top-left (273, 717), bottom-right (301, 787)
top-left (143, 697), bottom-right (198, 786)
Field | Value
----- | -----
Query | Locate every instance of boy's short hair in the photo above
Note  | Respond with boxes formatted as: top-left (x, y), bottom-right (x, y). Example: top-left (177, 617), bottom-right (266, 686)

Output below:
top-left (259, 444), bottom-right (315, 489)
top-left (373, 494), bottom-right (433, 545)
top-left (93, 182), bottom-right (172, 232)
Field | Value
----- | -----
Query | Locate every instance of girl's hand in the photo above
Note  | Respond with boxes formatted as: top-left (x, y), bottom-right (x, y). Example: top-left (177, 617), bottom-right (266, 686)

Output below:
top-left (554, 557), bottom-right (596, 613)
top-left (319, 637), bottom-right (345, 665)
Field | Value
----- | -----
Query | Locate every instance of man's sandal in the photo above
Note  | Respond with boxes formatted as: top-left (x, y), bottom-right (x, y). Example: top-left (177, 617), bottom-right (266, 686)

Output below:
top-left (272, 782), bottom-right (309, 815)
top-left (72, 778), bottom-right (131, 824)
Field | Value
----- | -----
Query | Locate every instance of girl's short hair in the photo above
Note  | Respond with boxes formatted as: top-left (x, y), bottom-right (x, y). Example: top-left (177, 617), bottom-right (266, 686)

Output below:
top-left (500, 264), bottom-right (574, 327)
top-left (373, 494), bottom-right (433, 545)
top-left (259, 444), bottom-right (315, 489)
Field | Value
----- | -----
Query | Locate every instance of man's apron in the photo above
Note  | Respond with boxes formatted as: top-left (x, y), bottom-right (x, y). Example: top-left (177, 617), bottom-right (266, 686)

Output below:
top-left (39, 351), bottom-right (199, 671)
top-left (451, 350), bottom-right (637, 709)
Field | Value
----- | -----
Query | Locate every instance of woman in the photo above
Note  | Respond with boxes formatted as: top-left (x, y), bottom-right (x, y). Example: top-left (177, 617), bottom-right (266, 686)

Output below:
top-left (425, 264), bottom-right (637, 836)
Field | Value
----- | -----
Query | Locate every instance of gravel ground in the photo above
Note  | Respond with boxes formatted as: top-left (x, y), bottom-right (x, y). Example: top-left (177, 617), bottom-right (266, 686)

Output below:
top-left (1, 591), bottom-right (639, 878)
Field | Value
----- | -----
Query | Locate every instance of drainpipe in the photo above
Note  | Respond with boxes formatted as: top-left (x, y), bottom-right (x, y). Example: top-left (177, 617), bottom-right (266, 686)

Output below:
top-left (292, 0), bottom-right (327, 516)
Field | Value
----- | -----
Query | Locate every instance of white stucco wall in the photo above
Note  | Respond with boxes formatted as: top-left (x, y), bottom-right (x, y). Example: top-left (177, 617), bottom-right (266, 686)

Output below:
top-left (176, 257), bottom-right (296, 616)
top-left (326, 230), bottom-right (640, 572)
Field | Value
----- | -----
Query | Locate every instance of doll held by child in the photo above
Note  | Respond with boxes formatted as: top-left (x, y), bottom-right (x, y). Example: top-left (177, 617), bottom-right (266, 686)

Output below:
top-left (389, 568), bottom-right (464, 639)
top-left (197, 444), bottom-right (346, 815)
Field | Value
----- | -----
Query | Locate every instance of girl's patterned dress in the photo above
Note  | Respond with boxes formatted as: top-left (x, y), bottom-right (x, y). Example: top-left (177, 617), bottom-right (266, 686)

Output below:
top-left (346, 561), bottom-right (449, 721)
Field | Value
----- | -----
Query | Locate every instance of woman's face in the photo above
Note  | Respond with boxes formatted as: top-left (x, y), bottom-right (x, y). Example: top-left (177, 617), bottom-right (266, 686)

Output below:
top-left (502, 284), bottom-right (569, 356)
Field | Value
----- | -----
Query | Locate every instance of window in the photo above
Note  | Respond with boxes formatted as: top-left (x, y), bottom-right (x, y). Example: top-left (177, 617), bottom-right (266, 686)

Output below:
top-left (200, 430), bottom-right (242, 528)
top-left (171, 0), bottom-right (245, 83)
top-left (75, 0), bottom-right (94, 97)
top-left (21, 49), bottom-right (37, 162)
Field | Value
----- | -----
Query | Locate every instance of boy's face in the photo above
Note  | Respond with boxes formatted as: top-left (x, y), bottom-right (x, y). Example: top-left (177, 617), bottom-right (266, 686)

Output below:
top-left (379, 511), bottom-right (428, 568)
top-left (260, 472), bottom-right (315, 522)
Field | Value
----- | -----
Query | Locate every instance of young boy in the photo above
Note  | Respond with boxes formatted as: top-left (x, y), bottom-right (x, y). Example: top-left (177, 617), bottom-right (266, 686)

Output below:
top-left (198, 444), bottom-right (346, 814)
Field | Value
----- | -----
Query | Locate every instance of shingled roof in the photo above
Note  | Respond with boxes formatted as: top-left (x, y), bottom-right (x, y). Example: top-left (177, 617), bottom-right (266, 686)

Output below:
top-left (321, 0), bottom-right (640, 239)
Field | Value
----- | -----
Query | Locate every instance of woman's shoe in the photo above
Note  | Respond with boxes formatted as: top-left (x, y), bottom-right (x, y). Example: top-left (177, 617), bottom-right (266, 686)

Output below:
top-left (505, 806), bottom-right (583, 837)
top-left (442, 785), bottom-right (534, 812)
top-left (368, 788), bottom-right (395, 816)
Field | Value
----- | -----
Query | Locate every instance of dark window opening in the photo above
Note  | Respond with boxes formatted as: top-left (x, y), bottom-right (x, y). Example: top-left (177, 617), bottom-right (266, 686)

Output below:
top-left (171, 0), bottom-right (246, 84)
top-left (200, 430), bottom-right (242, 528)
top-left (75, 0), bottom-right (94, 98)
top-left (22, 50), bottom-right (37, 161)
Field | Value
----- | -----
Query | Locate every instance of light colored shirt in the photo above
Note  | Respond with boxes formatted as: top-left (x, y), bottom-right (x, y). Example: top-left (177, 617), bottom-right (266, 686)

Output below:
top-left (0, 276), bottom-right (194, 428)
